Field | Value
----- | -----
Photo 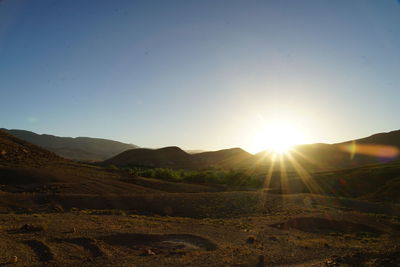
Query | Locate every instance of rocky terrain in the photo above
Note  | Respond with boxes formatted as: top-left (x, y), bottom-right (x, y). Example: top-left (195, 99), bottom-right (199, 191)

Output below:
top-left (0, 130), bottom-right (399, 266)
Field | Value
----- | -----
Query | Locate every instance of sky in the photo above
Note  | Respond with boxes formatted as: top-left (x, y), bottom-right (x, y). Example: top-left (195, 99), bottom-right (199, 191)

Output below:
top-left (1, 0), bottom-right (400, 153)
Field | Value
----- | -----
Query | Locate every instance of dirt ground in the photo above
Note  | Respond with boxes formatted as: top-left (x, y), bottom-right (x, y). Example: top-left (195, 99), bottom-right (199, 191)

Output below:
top-left (0, 197), bottom-right (399, 267)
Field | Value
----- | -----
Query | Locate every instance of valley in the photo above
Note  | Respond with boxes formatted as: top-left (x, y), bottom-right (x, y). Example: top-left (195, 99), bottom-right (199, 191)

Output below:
top-left (0, 129), bottom-right (399, 266)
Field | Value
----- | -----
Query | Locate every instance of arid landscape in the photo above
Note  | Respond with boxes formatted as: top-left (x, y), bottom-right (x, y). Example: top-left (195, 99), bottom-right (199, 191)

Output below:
top-left (2, 1), bottom-right (400, 266)
top-left (0, 129), bottom-right (399, 266)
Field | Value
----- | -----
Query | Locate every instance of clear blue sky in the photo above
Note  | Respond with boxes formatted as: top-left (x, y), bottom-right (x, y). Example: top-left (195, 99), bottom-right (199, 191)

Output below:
top-left (1, 0), bottom-right (400, 152)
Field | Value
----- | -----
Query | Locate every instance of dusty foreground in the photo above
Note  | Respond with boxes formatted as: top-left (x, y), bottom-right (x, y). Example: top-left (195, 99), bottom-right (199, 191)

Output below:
top-left (0, 196), bottom-right (399, 267)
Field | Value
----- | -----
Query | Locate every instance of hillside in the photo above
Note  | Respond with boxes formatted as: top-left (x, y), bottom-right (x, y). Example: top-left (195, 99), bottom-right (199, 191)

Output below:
top-left (104, 146), bottom-right (192, 168)
top-left (0, 129), bottom-right (160, 196)
top-left (104, 147), bottom-right (253, 169)
top-left (105, 129), bottom-right (400, 171)
top-left (192, 148), bottom-right (253, 168)
top-left (350, 129), bottom-right (400, 146)
top-left (256, 130), bottom-right (400, 171)
top-left (2, 129), bottom-right (138, 161)
top-left (0, 130), bottom-right (62, 167)
top-left (5, 127), bottom-right (399, 170)
top-left (328, 129), bottom-right (400, 168)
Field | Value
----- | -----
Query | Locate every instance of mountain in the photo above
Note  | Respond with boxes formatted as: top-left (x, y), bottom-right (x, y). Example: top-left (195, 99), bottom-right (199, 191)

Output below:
top-left (2, 129), bottom-right (138, 161)
top-left (192, 148), bottom-right (253, 168)
top-left (317, 129), bottom-right (400, 169)
top-left (106, 129), bottom-right (400, 171)
top-left (257, 129), bottom-right (400, 171)
top-left (104, 146), bottom-right (192, 168)
top-left (349, 129), bottom-right (400, 147)
top-left (185, 149), bottom-right (206, 154)
top-left (3, 127), bottom-right (399, 170)
top-left (0, 130), bottom-right (62, 167)
top-left (0, 129), bottom-right (162, 195)
top-left (104, 147), bottom-right (253, 169)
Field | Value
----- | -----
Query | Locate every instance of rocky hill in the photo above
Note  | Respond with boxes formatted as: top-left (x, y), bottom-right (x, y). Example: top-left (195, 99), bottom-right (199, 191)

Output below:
top-left (0, 130), bottom-right (62, 167)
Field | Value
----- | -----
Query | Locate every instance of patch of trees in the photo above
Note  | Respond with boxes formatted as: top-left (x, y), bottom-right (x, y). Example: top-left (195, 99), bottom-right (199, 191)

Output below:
top-left (125, 167), bottom-right (263, 187)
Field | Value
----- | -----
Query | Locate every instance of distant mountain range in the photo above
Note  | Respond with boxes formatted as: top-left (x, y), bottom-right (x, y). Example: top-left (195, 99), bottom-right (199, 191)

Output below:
top-left (1, 127), bottom-right (400, 205)
top-left (105, 130), bottom-right (400, 171)
top-left (3, 128), bottom-right (400, 171)
top-left (1, 129), bottom-right (138, 161)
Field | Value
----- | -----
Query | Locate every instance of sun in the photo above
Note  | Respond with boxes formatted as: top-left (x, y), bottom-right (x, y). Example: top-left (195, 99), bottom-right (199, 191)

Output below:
top-left (251, 120), bottom-right (307, 154)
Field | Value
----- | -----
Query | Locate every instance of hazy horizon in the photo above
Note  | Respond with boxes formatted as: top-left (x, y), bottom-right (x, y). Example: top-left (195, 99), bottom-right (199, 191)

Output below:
top-left (1, 0), bottom-right (400, 153)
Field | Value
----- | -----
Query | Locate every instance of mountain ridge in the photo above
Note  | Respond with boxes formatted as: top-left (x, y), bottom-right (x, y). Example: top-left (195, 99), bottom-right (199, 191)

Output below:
top-left (106, 129), bottom-right (400, 170)
top-left (2, 129), bottom-right (139, 161)
top-left (103, 146), bottom-right (252, 169)
top-left (3, 128), bottom-right (400, 170)
top-left (0, 130), bottom-right (63, 167)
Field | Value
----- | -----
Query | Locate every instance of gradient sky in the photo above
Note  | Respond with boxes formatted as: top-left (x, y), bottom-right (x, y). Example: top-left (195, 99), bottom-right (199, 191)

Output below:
top-left (1, 0), bottom-right (400, 153)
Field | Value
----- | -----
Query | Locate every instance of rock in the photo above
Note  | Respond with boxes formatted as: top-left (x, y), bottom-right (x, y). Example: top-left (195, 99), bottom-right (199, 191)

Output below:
top-left (8, 256), bottom-right (18, 264)
top-left (269, 236), bottom-right (279, 242)
top-left (141, 249), bottom-right (156, 256)
top-left (246, 236), bottom-right (256, 244)
top-left (257, 255), bottom-right (266, 267)
top-left (147, 249), bottom-right (156, 255)
top-left (325, 258), bottom-right (335, 266)
top-left (20, 224), bottom-right (43, 232)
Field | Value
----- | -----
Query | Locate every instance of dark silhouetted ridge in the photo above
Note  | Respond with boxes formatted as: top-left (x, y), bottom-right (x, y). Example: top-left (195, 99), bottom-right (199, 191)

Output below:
top-left (336, 129), bottom-right (400, 147)
top-left (103, 146), bottom-right (192, 168)
top-left (104, 147), bottom-right (253, 169)
top-left (255, 129), bottom-right (400, 171)
top-left (192, 148), bottom-right (253, 168)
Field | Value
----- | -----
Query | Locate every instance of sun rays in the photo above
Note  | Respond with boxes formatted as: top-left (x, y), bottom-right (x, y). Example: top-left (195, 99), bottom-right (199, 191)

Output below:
top-left (250, 119), bottom-right (308, 155)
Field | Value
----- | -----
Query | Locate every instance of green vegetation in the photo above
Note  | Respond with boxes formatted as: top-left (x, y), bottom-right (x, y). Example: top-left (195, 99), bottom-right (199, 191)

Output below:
top-left (126, 167), bottom-right (263, 187)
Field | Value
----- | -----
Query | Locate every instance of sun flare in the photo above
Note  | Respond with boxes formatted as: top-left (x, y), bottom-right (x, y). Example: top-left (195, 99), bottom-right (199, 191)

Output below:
top-left (251, 120), bottom-right (307, 154)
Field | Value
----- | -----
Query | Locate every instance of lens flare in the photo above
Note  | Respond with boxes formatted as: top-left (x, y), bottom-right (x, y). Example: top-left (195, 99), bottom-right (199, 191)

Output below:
top-left (340, 142), bottom-right (399, 160)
